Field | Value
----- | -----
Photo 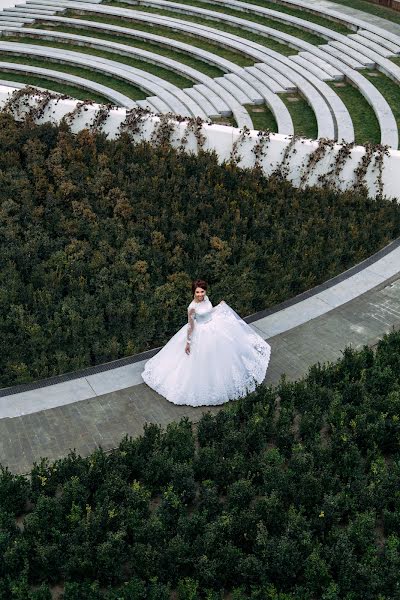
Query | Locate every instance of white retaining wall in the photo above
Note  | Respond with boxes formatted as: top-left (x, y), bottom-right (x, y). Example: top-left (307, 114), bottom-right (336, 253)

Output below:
top-left (1, 85), bottom-right (400, 200)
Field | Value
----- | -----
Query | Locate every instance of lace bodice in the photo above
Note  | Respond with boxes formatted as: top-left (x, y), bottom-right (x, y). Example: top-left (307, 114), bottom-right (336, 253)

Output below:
top-left (142, 295), bottom-right (271, 406)
top-left (187, 295), bottom-right (213, 343)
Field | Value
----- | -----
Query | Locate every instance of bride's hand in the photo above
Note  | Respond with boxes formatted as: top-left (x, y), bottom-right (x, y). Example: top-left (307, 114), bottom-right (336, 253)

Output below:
top-left (220, 300), bottom-right (225, 304)
top-left (185, 343), bottom-right (190, 355)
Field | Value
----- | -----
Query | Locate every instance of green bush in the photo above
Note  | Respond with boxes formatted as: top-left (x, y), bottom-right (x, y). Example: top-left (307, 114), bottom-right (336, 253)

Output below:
top-left (0, 331), bottom-right (400, 596)
top-left (30, 584), bottom-right (52, 600)
top-left (0, 466), bottom-right (29, 515)
top-left (1, 114), bottom-right (400, 387)
top-left (62, 581), bottom-right (102, 600)
top-left (176, 577), bottom-right (199, 600)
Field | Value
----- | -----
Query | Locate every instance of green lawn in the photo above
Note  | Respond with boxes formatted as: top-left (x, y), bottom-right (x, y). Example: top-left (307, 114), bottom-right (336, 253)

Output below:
top-left (103, 2), bottom-right (300, 56)
top-left (3, 37), bottom-right (194, 89)
top-left (245, 103), bottom-right (278, 131)
top-left (0, 73), bottom-right (110, 104)
top-left (279, 93), bottom-right (318, 139)
top-left (0, 54), bottom-right (148, 100)
top-left (328, 78), bottom-right (381, 146)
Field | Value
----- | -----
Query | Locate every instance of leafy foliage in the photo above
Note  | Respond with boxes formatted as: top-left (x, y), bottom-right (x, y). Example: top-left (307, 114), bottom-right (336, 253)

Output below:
top-left (1, 114), bottom-right (400, 386)
top-left (1, 331), bottom-right (400, 598)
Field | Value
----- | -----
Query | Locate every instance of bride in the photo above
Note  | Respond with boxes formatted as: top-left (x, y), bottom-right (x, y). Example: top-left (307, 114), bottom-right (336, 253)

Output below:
top-left (141, 279), bottom-right (271, 406)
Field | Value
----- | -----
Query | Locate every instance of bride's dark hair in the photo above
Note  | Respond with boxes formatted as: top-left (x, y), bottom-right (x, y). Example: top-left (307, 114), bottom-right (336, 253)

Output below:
top-left (192, 279), bottom-right (208, 295)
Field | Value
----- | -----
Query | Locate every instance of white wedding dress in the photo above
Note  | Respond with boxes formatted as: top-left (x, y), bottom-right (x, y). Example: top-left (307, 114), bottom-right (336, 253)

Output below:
top-left (141, 295), bottom-right (271, 407)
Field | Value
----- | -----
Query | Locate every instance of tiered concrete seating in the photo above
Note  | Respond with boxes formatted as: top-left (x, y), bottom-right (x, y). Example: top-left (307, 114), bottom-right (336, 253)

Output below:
top-left (0, 17), bottom-right (295, 131)
top-left (261, 0), bottom-right (400, 49)
top-left (349, 33), bottom-right (396, 58)
top-left (0, 15), bottom-right (34, 23)
top-left (0, 60), bottom-right (138, 106)
top-left (0, 0), bottom-right (398, 146)
top-left (0, 36), bottom-right (260, 126)
top-left (0, 41), bottom-right (202, 116)
top-left (0, 21), bottom-right (27, 27)
top-left (1, 18), bottom-right (274, 112)
top-left (15, 0), bottom-right (369, 77)
top-left (19, 0), bottom-right (400, 65)
top-left (38, 0), bottom-right (390, 144)
top-left (297, 51), bottom-right (398, 148)
top-left (47, 0), bottom-right (378, 72)
top-left (356, 30), bottom-right (400, 55)
top-left (0, 4), bottom-right (346, 137)
top-left (154, 0), bottom-right (399, 67)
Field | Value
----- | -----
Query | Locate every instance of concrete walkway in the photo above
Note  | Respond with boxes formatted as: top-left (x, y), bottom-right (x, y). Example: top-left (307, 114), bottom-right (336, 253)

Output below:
top-left (1, 240), bottom-right (399, 474)
top-left (2, 241), bottom-right (399, 414)
top-left (321, 0), bottom-right (400, 36)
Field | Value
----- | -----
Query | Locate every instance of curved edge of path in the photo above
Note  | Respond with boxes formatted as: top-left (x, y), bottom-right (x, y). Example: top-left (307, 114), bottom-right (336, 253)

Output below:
top-left (1, 238), bottom-right (400, 475)
top-left (0, 237), bottom-right (399, 419)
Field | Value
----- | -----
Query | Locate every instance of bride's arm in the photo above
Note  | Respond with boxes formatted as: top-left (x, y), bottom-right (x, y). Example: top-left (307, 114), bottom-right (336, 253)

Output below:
top-left (186, 307), bottom-right (195, 350)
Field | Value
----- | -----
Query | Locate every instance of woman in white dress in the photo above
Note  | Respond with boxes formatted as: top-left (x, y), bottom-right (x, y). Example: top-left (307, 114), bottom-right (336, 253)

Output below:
top-left (141, 279), bottom-right (271, 407)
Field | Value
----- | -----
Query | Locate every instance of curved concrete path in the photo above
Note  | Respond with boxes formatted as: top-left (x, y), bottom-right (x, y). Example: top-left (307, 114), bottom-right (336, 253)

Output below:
top-left (0, 239), bottom-right (399, 474)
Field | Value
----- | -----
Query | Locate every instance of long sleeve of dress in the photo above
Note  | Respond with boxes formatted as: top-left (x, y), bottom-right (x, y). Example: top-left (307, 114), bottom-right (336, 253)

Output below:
top-left (187, 307), bottom-right (195, 344)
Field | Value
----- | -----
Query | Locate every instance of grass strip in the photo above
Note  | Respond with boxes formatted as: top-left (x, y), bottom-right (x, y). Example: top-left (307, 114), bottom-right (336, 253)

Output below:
top-left (0, 72), bottom-right (110, 103)
top-left (3, 37), bottom-right (194, 89)
top-left (146, 0), bottom-right (326, 44)
top-left (279, 92), bottom-right (317, 139)
top-left (0, 54), bottom-right (148, 100)
top-left (328, 79), bottom-right (380, 146)
top-left (211, 113), bottom-right (237, 126)
top-left (103, 2), bottom-right (299, 55)
top-left (29, 24), bottom-right (227, 77)
top-left (245, 103), bottom-right (278, 131)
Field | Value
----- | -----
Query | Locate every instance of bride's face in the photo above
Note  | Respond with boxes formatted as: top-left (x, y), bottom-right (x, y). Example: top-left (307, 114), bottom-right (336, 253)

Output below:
top-left (194, 287), bottom-right (206, 302)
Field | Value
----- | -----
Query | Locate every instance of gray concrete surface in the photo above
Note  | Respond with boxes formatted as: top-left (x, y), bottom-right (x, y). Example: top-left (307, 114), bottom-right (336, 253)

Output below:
top-left (0, 60), bottom-right (138, 106)
top-left (1, 273), bottom-right (399, 475)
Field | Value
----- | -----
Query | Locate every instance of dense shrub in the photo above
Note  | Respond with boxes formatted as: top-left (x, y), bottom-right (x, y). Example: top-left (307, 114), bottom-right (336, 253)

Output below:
top-left (0, 466), bottom-right (29, 515)
top-left (0, 330), bottom-right (399, 598)
top-left (1, 114), bottom-right (400, 386)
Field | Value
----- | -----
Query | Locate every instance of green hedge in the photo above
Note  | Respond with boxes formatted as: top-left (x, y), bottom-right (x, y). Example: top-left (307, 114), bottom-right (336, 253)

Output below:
top-left (1, 114), bottom-right (400, 387)
top-left (0, 329), bottom-right (399, 598)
